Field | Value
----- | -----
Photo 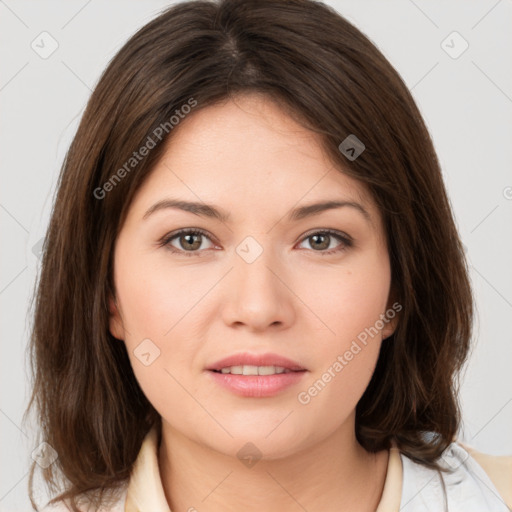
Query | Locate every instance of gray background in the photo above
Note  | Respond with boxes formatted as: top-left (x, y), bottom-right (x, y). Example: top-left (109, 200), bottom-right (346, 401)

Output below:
top-left (1, 0), bottom-right (511, 510)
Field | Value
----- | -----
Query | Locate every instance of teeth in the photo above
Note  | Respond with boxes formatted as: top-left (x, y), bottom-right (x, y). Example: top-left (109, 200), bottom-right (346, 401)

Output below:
top-left (219, 365), bottom-right (289, 375)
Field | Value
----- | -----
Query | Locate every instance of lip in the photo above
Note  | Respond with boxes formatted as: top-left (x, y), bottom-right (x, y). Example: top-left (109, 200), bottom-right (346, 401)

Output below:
top-left (207, 371), bottom-right (306, 398)
top-left (205, 352), bottom-right (307, 398)
top-left (206, 352), bottom-right (306, 372)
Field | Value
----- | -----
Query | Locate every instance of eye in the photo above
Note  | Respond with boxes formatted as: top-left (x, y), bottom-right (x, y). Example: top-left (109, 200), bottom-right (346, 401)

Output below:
top-left (297, 229), bottom-right (353, 256)
top-left (159, 228), bottom-right (216, 257)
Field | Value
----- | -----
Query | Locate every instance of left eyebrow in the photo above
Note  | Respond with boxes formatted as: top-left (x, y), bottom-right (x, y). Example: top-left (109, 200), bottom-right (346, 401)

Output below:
top-left (142, 198), bottom-right (372, 224)
top-left (287, 200), bottom-right (372, 224)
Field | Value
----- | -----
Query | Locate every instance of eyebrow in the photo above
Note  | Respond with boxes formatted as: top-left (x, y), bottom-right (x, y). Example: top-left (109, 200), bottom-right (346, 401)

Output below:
top-left (142, 198), bottom-right (371, 224)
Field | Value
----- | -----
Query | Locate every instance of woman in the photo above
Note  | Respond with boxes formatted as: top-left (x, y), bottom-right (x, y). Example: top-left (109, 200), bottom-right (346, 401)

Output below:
top-left (27, 0), bottom-right (512, 510)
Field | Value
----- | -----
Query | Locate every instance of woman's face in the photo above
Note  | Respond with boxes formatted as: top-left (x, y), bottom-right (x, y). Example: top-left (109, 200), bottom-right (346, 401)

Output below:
top-left (109, 93), bottom-right (397, 459)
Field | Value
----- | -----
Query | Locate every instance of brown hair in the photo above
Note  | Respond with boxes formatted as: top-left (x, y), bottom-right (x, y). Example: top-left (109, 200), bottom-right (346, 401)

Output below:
top-left (25, 0), bottom-right (473, 509)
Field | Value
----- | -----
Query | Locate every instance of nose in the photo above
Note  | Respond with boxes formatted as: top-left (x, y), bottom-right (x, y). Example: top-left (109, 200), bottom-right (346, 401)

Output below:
top-left (221, 244), bottom-right (296, 332)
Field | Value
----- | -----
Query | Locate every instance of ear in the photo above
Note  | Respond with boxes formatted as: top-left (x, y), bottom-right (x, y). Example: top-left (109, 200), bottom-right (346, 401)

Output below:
top-left (108, 295), bottom-right (125, 340)
top-left (382, 316), bottom-right (397, 340)
top-left (382, 296), bottom-right (401, 340)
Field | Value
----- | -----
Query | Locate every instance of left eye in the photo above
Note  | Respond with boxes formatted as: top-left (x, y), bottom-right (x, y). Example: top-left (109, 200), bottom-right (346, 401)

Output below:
top-left (159, 228), bottom-right (352, 257)
top-left (297, 230), bottom-right (352, 255)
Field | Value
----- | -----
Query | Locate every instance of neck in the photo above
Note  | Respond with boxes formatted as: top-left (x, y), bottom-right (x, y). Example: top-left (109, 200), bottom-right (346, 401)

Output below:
top-left (158, 416), bottom-right (389, 512)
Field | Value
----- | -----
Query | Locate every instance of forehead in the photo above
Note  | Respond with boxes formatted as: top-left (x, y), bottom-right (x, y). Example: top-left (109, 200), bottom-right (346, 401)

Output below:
top-left (129, 94), bottom-right (379, 225)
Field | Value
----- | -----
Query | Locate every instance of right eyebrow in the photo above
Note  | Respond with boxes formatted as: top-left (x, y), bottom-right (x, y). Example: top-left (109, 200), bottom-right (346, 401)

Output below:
top-left (143, 199), bottom-right (230, 223)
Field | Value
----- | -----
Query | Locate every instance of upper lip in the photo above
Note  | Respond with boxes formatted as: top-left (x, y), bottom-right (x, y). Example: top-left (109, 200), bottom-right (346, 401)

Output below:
top-left (206, 352), bottom-right (306, 372)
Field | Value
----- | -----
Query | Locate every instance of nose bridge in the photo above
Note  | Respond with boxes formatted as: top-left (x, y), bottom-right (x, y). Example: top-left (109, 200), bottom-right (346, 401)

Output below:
top-left (222, 233), bottom-right (292, 330)
top-left (233, 233), bottom-right (281, 297)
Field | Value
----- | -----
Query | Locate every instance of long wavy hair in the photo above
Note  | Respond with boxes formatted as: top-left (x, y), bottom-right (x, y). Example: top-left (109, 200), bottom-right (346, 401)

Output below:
top-left (25, 0), bottom-right (473, 509)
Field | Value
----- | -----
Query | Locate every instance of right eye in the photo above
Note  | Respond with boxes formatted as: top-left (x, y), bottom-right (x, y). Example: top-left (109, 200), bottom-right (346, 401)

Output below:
top-left (159, 228), bottom-right (216, 257)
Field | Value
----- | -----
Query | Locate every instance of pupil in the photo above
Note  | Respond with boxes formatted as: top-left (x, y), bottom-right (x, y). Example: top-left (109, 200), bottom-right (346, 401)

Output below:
top-left (312, 234), bottom-right (329, 250)
top-left (183, 234), bottom-right (200, 250)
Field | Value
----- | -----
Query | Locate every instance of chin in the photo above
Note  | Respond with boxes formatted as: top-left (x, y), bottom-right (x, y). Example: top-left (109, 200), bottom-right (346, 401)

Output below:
top-left (204, 425), bottom-right (311, 462)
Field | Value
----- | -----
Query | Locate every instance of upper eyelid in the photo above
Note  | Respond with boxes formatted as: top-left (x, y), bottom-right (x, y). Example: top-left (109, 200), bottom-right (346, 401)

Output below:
top-left (299, 228), bottom-right (352, 241)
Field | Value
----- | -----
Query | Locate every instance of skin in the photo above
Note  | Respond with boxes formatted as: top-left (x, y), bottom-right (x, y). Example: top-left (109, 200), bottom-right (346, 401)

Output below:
top-left (109, 93), bottom-right (398, 512)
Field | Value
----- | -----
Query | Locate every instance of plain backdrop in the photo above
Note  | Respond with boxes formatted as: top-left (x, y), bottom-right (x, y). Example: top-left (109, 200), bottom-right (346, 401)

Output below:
top-left (1, 0), bottom-right (511, 510)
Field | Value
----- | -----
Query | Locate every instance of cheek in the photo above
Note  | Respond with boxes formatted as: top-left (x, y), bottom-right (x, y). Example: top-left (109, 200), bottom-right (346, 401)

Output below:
top-left (304, 250), bottom-right (391, 345)
top-left (295, 252), bottom-right (390, 411)
top-left (115, 248), bottom-right (206, 342)
top-left (113, 250), bottom-right (202, 396)
top-left (115, 266), bottom-right (202, 427)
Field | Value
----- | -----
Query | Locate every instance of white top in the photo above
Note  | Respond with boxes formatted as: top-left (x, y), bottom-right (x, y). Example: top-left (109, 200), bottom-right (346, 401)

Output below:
top-left (400, 442), bottom-right (510, 511)
top-left (42, 425), bottom-right (512, 511)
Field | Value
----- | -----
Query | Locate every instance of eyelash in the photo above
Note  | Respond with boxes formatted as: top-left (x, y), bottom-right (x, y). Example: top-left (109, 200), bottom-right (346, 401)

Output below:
top-left (158, 228), bottom-right (353, 258)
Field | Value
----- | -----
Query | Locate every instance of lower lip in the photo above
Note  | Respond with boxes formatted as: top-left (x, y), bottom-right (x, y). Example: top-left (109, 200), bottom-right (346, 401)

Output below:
top-left (207, 370), bottom-right (307, 398)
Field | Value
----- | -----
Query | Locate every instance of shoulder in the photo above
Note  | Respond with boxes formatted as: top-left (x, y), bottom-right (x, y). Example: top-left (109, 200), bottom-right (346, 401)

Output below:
top-left (40, 486), bottom-right (128, 512)
top-left (400, 440), bottom-right (512, 511)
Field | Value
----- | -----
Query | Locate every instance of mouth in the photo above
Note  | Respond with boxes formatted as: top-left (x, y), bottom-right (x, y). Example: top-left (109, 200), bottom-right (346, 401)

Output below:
top-left (205, 353), bottom-right (307, 397)
top-left (210, 365), bottom-right (305, 375)
top-left (206, 352), bottom-right (307, 374)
